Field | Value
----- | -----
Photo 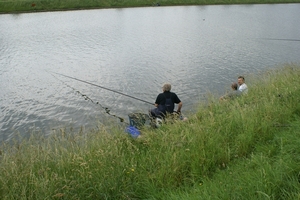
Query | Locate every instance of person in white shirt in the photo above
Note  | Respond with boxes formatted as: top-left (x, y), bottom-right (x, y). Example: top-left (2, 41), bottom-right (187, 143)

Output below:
top-left (237, 76), bottom-right (248, 94)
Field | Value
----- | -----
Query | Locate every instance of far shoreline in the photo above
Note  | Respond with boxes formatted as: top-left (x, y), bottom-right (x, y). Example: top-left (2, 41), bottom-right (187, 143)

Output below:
top-left (1, 1), bottom-right (300, 15)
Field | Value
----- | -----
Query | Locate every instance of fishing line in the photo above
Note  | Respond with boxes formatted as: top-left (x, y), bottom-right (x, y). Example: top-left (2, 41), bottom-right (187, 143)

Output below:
top-left (47, 71), bottom-right (153, 105)
top-left (49, 73), bottom-right (128, 124)
top-left (258, 38), bottom-right (300, 42)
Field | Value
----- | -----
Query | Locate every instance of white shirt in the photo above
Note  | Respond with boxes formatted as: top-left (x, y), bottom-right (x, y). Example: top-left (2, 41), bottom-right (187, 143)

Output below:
top-left (238, 83), bottom-right (248, 94)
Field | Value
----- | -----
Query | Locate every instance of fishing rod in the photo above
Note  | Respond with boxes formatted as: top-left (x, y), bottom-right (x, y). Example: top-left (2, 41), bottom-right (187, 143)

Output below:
top-left (49, 72), bottom-right (128, 123)
top-left (48, 71), bottom-right (154, 105)
top-left (259, 38), bottom-right (300, 42)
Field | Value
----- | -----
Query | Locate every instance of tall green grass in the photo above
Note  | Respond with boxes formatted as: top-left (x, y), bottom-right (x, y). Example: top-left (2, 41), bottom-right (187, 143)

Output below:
top-left (1, 0), bottom-right (300, 13)
top-left (0, 64), bottom-right (300, 199)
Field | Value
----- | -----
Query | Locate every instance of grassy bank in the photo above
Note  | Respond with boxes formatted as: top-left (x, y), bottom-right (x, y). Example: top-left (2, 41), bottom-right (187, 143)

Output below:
top-left (1, 0), bottom-right (300, 14)
top-left (0, 64), bottom-right (300, 199)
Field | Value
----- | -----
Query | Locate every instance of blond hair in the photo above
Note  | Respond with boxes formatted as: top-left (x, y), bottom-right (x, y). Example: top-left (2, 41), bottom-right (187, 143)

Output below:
top-left (162, 83), bottom-right (171, 92)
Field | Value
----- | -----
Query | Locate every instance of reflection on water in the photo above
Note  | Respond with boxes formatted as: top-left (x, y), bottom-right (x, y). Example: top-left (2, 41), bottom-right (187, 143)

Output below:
top-left (0, 4), bottom-right (300, 142)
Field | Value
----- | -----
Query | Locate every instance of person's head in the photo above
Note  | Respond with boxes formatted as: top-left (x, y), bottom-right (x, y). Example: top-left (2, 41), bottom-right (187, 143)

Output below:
top-left (237, 76), bottom-right (245, 86)
top-left (162, 83), bottom-right (171, 92)
top-left (231, 82), bottom-right (238, 90)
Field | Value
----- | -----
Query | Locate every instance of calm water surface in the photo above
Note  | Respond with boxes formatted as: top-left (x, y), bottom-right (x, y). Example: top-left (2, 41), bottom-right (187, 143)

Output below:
top-left (1, 4), bottom-right (300, 142)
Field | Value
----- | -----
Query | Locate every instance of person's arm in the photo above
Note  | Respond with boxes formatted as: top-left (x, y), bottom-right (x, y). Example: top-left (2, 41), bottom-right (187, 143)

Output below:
top-left (177, 102), bottom-right (182, 113)
top-left (154, 103), bottom-right (158, 107)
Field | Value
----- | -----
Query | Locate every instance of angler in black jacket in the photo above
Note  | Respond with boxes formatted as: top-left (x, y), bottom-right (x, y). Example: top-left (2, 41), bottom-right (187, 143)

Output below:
top-left (149, 83), bottom-right (182, 118)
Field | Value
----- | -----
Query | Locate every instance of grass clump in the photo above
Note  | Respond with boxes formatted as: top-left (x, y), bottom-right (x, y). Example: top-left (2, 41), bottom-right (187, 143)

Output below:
top-left (1, 64), bottom-right (300, 199)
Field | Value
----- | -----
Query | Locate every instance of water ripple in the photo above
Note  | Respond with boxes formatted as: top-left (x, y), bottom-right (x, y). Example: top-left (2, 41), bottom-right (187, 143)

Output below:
top-left (0, 4), bottom-right (300, 141)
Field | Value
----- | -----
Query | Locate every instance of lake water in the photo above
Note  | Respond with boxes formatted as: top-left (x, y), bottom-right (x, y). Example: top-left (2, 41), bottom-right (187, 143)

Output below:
top-left (1, 4), bottom-right (300, 142)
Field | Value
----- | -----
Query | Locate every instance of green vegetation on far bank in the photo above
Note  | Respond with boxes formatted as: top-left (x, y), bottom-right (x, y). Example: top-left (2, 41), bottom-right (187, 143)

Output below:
top-left (1, 0), bottom-right (300, 14)
top-left (1, 64), bottom-right (300, 199)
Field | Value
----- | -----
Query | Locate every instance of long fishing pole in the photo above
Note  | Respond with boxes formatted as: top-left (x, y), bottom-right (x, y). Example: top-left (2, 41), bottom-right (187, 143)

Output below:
top-left (258, 38), bottom-right (300, 42)
top-left (49, 72), bottom-right (128, 123)
top-left (48, 71), bottom-right (154, 105)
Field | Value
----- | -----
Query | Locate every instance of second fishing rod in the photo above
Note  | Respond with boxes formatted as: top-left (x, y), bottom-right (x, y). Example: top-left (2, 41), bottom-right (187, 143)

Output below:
top-left (48, 71), bottom-right (154, 105)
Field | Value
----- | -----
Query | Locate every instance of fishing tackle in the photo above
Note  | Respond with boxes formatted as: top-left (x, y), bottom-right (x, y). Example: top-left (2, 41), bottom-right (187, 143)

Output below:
top-left (48, 71), bottom-right (153, 105)
top-left (259, 38), bottom-right (300, 42)
top-left (49, 72), bottom-right (127, 123)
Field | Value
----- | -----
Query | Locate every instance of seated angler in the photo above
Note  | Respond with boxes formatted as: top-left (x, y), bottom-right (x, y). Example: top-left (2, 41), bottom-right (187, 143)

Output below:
top-left (149, 83), bottom-right (182, 119)
top-left (237, 76), bottom-right (248, 94)
top-left (220, 82), bottom-right (241, 100)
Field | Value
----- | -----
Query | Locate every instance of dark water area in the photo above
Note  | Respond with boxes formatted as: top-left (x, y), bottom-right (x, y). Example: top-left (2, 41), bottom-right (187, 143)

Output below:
top-left (1, 4), bottom-right (300, 142)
